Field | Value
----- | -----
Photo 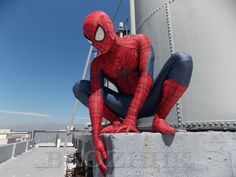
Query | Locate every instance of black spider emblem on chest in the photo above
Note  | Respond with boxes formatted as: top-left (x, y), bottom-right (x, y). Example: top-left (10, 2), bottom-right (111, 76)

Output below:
top-left (115, 67), bottom-right (136, 78)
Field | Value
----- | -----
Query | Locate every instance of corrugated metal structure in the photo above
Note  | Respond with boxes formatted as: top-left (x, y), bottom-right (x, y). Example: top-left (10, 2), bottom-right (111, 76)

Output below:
top-left (135, 0), bottom-right (236, 131)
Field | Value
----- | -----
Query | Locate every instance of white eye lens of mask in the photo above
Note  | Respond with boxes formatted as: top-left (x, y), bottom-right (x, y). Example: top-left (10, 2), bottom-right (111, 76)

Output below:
top-left (95, 26), bottom-right (105, 41)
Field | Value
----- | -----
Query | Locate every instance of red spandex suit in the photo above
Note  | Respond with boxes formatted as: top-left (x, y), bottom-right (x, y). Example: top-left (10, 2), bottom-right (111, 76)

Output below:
top-left (73, 11), bottom-right (193, 176)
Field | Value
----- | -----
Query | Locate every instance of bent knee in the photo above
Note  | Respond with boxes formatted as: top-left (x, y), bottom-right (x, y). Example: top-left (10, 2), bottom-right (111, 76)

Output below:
top-left (72, 80), bottom-right (90, 100)
top-left (172, 52), bottom-right (193, 71)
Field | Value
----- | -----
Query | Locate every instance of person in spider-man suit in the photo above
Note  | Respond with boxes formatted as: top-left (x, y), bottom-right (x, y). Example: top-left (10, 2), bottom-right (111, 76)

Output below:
top-left (73, 11), bottom-right (193, 176)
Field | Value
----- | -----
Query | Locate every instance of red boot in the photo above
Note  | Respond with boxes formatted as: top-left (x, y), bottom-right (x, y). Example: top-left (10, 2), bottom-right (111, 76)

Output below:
top-left (152, 116), bottom-right (176, 134)
top-left (103, 105), bottom-right (122, 124)
top-left (86, 102), bottom-right (122, 133)
top-left (86, 103), bottom-right (122, 131)
top-left (100, 105), bottom-right (122, 133)
top-left (152, 79), bottom-right (187, 134)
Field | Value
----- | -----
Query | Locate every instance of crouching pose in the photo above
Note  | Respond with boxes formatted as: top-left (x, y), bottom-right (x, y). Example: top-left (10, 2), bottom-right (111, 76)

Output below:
top-left (73, 11), bottom-right (193, 176)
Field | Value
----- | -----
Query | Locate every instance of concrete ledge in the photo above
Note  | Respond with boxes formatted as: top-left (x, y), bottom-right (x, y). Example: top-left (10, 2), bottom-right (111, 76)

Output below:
top-left (73, 132), bottom-right (236, 177)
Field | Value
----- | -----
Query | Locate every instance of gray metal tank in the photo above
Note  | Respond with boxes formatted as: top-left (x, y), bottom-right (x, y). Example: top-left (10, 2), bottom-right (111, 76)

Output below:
top-left (134, 0), bottom-right (236, 131)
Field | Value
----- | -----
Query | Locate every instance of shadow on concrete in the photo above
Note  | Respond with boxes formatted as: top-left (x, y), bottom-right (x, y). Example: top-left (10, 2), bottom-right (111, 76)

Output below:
top-left (161, 134), bottom-right (175, 146)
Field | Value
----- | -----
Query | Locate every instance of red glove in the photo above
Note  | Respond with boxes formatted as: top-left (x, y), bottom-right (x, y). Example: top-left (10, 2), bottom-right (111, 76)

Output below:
top-left (100, 120), bottom-right (122, 133)
top-left (115, 115), bottom-right (139, 133)
top-left (93, 136), bottom-right (108, 176)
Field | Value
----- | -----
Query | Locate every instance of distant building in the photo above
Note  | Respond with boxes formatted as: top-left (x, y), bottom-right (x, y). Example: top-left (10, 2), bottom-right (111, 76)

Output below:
top-left (0, 129), bottom-right (32, 145)
top-left (0, 129), bottom-right (11, 134)
top-left (10, 131), bottom-right (32, 142)
top-left (0, 129), bottom-right (11, 145)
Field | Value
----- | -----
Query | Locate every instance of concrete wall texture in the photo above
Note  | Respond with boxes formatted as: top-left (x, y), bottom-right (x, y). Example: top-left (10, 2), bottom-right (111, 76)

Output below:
top-left (73, 132), bottom-right (236, 177)
top-left (14, 141), bottom-right (27, 156)
top-left (0, 144), bottom-right (14, 164)
top-left (0, 139), bottom-right (35, 163)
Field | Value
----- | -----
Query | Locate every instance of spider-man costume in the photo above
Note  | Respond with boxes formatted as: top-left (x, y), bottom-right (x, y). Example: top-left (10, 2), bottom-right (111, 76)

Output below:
top-left (73, 11), bottom-right (193, 176)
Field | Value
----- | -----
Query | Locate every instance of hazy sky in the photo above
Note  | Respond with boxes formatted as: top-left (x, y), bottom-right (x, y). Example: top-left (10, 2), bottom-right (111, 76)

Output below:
top-left (0, 0), bottom-right (129, 129)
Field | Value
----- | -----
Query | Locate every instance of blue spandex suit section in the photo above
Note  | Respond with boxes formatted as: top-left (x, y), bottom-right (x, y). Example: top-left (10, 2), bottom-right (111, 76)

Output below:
top-left (73, 52), bottom-right (193, 118)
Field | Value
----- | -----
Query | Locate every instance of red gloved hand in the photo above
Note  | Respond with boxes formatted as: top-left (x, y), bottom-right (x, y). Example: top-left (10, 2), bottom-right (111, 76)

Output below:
top-left (93, 136), bottom-right (108, 176)
top-left (100, 120), bottom-right (122, 134)
top-left (115, 115), bottom-right (139, 133)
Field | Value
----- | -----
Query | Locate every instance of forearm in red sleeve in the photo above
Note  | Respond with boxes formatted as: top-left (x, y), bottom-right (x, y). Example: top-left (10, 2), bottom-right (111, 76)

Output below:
top-left (89, 59), bottom-right (104, 139)
top-left (123, 71), bottom-right (152, 126)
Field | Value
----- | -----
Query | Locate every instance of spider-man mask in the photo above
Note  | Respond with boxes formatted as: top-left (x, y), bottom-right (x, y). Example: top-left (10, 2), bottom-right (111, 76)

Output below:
top-left (83, 11), bottom-right (116, 54)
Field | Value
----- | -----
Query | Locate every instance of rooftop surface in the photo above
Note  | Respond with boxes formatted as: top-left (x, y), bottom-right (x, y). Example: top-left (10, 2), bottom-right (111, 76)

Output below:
top-left (0, 147), bottom-right (76, 177)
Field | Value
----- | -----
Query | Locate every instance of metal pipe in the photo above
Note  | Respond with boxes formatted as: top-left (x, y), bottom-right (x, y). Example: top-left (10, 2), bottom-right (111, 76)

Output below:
top-left (119, 22), bottom-right (124, 37)
top-left (66, 45), bottom-right (93, 137)
top-left (129, 0), bottom-right (136, 35)
top-left (82, 45), bottom-right (93, 80)
top-left (112, 0), bottom-right (123, 22)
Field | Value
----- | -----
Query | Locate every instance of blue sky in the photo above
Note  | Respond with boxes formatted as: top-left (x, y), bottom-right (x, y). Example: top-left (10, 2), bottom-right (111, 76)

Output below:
top-left (0, 0), bottom-right (129, 130)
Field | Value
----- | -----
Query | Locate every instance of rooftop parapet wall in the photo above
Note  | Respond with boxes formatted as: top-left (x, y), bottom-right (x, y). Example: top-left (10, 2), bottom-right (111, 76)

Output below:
top-left (0, 139), bottom-right (35, 164)
top-left (73, 132), bottom-right (236, 177)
